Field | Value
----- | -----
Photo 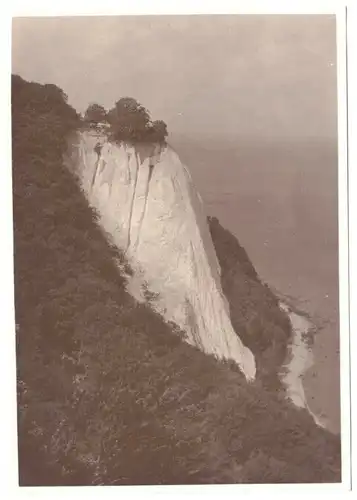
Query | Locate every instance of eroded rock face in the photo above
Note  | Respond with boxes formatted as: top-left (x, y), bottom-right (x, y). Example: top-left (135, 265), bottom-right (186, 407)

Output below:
top-left (71, 131), bottom-right (256, 380)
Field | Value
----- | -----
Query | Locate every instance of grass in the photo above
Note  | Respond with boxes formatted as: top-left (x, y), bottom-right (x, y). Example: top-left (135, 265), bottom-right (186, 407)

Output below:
top-left (13, 74), bottom-right (341, 485)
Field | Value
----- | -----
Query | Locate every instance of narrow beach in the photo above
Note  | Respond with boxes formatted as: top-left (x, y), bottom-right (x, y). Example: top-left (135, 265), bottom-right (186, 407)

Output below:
top-left (279, 303), bottom-right (330, 430)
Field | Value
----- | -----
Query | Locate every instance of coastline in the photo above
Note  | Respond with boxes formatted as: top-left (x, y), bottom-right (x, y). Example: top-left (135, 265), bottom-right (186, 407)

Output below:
top-left (279, 302), bottom-right (329, 431)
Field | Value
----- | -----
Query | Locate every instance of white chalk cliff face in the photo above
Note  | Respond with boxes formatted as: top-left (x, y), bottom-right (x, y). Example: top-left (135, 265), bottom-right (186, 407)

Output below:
top-left (71, 131), bottom-right (256, 380)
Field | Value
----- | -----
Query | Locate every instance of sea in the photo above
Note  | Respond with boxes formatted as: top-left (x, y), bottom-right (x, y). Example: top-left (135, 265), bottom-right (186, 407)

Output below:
top-left (171, 134), bottom-right (340, 434)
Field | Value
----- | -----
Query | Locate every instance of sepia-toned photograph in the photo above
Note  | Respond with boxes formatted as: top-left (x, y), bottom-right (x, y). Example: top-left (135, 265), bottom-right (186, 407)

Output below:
top-left (10, 10), bottom-right (348, 488)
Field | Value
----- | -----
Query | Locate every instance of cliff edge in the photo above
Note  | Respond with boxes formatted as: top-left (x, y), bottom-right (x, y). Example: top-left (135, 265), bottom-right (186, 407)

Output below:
top-left (69, 131), bottom-right (256, 380)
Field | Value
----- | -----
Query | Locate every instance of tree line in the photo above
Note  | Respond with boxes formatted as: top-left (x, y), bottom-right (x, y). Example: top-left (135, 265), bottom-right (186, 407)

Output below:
top-left (83, 98), bottom-right (168, 144)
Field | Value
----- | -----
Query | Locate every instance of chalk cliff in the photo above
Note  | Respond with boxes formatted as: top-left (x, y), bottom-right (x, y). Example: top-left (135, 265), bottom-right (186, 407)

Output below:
top-left (70, 131), bottom-right (256, 380)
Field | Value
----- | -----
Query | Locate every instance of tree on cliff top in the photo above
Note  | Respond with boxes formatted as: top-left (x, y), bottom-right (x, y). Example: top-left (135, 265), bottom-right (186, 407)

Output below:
top-left (83, 103), bottom-right (108, 126)
top-left (108, 97), bottom-right (168, 144)
top-left (108, 97), bottom-right (150, 141)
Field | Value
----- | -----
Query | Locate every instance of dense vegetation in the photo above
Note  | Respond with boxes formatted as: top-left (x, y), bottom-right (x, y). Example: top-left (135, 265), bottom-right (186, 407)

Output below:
top-left (208, 216), bottom-right (292, 387)
top-left (12, 74), bottom-right (341, 486)
top-left (83, 98), bottom-right (168, 144)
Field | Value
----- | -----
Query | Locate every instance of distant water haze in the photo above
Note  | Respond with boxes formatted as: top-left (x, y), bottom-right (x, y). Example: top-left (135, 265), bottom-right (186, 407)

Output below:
top-left (172, 134), bottom-right (340, 433)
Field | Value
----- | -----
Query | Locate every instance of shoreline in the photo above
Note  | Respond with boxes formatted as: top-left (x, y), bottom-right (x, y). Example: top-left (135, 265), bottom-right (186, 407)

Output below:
top-left (278, 302), bottom-right (329, 431)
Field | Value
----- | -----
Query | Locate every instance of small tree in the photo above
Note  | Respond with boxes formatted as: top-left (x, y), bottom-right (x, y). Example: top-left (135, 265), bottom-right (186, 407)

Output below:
top-left (84, 103), bottom-right (107, 126)
top-left (149, 120), bottom-right (168, 143)
top-left (107, 96), bottom-right (169, 144)
top-left (109, 97), bottom-right (151, 142)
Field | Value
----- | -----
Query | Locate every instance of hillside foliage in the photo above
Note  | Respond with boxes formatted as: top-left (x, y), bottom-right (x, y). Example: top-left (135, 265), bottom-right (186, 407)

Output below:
top-left (12, 74), bottom-right (341, 486)
top-left (208, 216), bottom-right (292, 387)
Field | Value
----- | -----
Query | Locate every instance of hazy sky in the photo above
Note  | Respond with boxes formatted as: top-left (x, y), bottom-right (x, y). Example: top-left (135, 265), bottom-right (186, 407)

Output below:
top-left (12, 15), bottom-right (337, 139)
